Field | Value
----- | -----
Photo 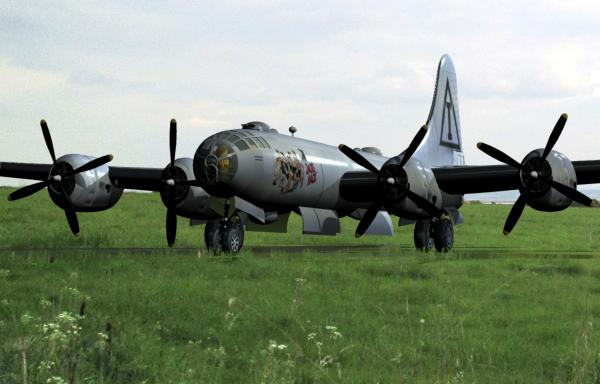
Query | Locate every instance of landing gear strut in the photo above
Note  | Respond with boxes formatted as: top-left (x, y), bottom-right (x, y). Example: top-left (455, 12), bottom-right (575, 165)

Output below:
top-left (413, 216), bottom-right (454, 253)
top-left (204, 216), bottom-right (245, 254)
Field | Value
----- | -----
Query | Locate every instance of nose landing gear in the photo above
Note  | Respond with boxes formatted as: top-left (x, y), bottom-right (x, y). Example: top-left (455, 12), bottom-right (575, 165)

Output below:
top-left (204, 216), bottom-right (245, 254)
top-left (413, 216), bottom-right (454, 253)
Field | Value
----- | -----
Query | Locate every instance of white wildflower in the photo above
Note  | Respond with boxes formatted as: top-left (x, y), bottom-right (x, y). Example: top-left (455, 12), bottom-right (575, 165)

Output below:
top-left (326, 325), bottom-right (342, 339)
top-left (420, 318), bottom-right (425, 324)
top-left (307, 332), bottom-right (317, 341)
top-left (20, 313), bottom-right (35, 325)
top-left (268, 339), bottom-right (278, 352)
top-left (0, 269), bottom-right (11, 278)
top-left (38, 360), bottom-right (55, 371)
top-left (46, 376), bottom-right (66, 384)
top-left (228, 297), bottom-right (238, 308)
top-left (320, 355), bottom-right (334, 367)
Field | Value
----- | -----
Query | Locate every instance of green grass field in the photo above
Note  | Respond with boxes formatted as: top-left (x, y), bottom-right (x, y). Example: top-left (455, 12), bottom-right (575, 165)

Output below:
top-left (1, 187), bottom-right (600, 383)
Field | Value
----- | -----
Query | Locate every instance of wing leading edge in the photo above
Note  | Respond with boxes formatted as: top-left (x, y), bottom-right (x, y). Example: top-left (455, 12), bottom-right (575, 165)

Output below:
top-left (432, 160), bottom-right (600, 195)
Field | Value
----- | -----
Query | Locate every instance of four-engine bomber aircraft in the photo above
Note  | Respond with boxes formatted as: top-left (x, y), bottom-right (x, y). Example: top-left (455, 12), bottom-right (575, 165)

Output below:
top-left (2, 55), bottom-right (600, 253)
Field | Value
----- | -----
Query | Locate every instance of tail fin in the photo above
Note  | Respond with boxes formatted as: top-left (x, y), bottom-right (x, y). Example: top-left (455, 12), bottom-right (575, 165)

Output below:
top-left (414, 54), bottom-right (465, 167)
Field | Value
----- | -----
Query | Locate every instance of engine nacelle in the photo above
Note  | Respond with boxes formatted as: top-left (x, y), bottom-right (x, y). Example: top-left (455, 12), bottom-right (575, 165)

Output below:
top-left (521, 149), bottom-right (577, 212)
top-left (48, 154), bottom-right (123, 212)
top-left (387, 158), bottom-right (443, 220)
top-left (161, 158), bottom-right (221, 220)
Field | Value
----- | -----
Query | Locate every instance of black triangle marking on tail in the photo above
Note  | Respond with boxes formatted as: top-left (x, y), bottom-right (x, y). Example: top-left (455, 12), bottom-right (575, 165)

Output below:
top-left (439, 78), bottom-right (460, 149)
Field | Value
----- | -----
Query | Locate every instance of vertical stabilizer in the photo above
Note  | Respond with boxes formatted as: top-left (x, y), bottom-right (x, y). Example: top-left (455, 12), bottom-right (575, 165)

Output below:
top-left (413, 54), bottom-right (464, 167)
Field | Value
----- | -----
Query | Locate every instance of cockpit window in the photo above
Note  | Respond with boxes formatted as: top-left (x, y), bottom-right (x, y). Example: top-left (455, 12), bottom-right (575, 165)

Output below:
top-left (246, 138), bottom-right (258, 149)
top-left (256, 137), bottom-right (270, 148)
top-left (235, 139), bottom-right (249, 151)
top-left (194, 139), bottom-right (238, 185)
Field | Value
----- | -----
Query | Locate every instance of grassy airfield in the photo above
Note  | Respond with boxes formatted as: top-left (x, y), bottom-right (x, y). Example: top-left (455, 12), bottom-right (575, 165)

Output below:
top-left (1, 187), bottom-right (600, 383)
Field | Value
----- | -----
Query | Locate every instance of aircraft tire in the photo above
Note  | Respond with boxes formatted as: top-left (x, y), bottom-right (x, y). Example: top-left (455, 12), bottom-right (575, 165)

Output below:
top-left (221, 222), bottom-right (244, 254)
top-left (204, 220), bottom-right (222, 255)
top-left (433, 217), bottom-right (454, 253)
top-left (414, 221), bottom-right (434, 251)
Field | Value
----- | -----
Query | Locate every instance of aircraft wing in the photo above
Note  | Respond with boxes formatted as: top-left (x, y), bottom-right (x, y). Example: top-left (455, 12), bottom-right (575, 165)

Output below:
top-left (0, 162), bottom-right (165, 192)
top-left (108, 166), bottom-right (164, 191)
top-left (432, 160), bottom-right (600, 195)
top-left (0, 162), bottom-right (51, 181)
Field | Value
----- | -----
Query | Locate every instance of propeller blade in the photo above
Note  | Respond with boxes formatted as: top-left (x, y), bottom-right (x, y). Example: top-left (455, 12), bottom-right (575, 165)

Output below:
top-left (8, 180), bottom-right (50, 201)
top-left (166, 207), bottom-right (177, 247)
top-left (405, 189), bottom-right (444, 218)
top-left (541, 113), bottom-right (568, 163)
top-left (550, 180), bottom-right (595, 207)
top-left (503, 194), bottom-right (527, 235)
top-left (477, 142), bottom-right (521, 169)
top-left (355, 201), bottom-right (381, 238)
top-left (59, 184), bottom-right (80, 236)
top-left (169, 119), bottom-right (177, 168)
top-left (65, 154), bottom-right (113, 176)
top-left (399, 125), bottom-right (428, 168)
top-left (41, 120), bottom-right (57, 164)
top-left (338, 144), bottom-right (380, 174)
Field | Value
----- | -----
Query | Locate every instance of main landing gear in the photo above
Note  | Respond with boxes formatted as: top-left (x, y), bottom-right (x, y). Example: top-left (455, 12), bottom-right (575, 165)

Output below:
top-left (413, 216), bottom-right (454, 253)
top-left (204, 216), bottom-right (245, 254)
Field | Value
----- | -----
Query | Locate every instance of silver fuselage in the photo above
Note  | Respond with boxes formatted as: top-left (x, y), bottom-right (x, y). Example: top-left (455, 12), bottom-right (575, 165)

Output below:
top-left (193, 128), bottom-right (456, 219)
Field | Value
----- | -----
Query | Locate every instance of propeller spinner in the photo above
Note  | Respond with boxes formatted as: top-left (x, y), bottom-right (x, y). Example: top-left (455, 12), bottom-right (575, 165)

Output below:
top-left (477, 113), bottom-right (595, 235)
top-left (339, 124), bottom-right (445, 237)
top-left (7, 120), bottom-right (113, 236)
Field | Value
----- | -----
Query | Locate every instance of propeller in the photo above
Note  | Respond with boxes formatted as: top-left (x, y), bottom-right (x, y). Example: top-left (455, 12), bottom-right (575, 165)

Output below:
top-left (7, 120), bottom-right (113, 236)
top-left (339, 124), bottom-right (445, 237)
top-left (477, 113), bottom-right (595, 235)
top-left (160, 119), bottom-right (202, 247)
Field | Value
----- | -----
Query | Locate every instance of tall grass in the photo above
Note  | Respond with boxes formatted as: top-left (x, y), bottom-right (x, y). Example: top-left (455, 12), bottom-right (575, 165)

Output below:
top-left (1, 188), bottom-right (600, 382)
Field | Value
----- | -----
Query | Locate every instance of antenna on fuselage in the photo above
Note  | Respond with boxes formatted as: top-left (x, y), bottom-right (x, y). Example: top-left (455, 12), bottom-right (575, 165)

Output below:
top-left (289, 126), bottom-right (297, 137)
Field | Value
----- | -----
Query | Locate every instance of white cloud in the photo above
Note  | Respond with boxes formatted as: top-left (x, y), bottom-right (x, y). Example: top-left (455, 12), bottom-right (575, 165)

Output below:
top-left (0, 60), bottom-right (65, 101)
top-left (2, 0), bottom-right (600, 189)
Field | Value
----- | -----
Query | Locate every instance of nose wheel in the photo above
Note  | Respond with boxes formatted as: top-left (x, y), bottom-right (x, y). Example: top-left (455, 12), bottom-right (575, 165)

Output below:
top-left (413, 217), bottom-right (454, 253)
top-left (204, 216), bottom-right (245, 254)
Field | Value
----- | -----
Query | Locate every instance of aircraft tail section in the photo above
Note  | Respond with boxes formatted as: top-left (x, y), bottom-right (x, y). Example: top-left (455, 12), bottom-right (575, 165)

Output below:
top-left (414, 54), bottom-right (465, 167)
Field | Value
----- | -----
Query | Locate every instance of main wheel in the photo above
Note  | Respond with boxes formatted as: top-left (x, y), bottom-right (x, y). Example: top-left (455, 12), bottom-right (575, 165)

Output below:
top-left (204, 220), bottom-right (222, 255)
top-left (433, 217), bottom-right (454, 253)
top-left (414, 221), bottom-right (433, 251)
top-left (221, 221), bottom-right (244, 254)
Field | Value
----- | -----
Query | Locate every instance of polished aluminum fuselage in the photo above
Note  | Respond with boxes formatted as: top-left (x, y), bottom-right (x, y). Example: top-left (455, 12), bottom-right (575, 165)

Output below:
top-left (215, 129), bottom-right (450, 218)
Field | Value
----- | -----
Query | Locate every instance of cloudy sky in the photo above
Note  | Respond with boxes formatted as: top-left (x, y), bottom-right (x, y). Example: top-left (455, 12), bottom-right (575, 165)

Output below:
top-left (2, 1), bottom-right (600, 192)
